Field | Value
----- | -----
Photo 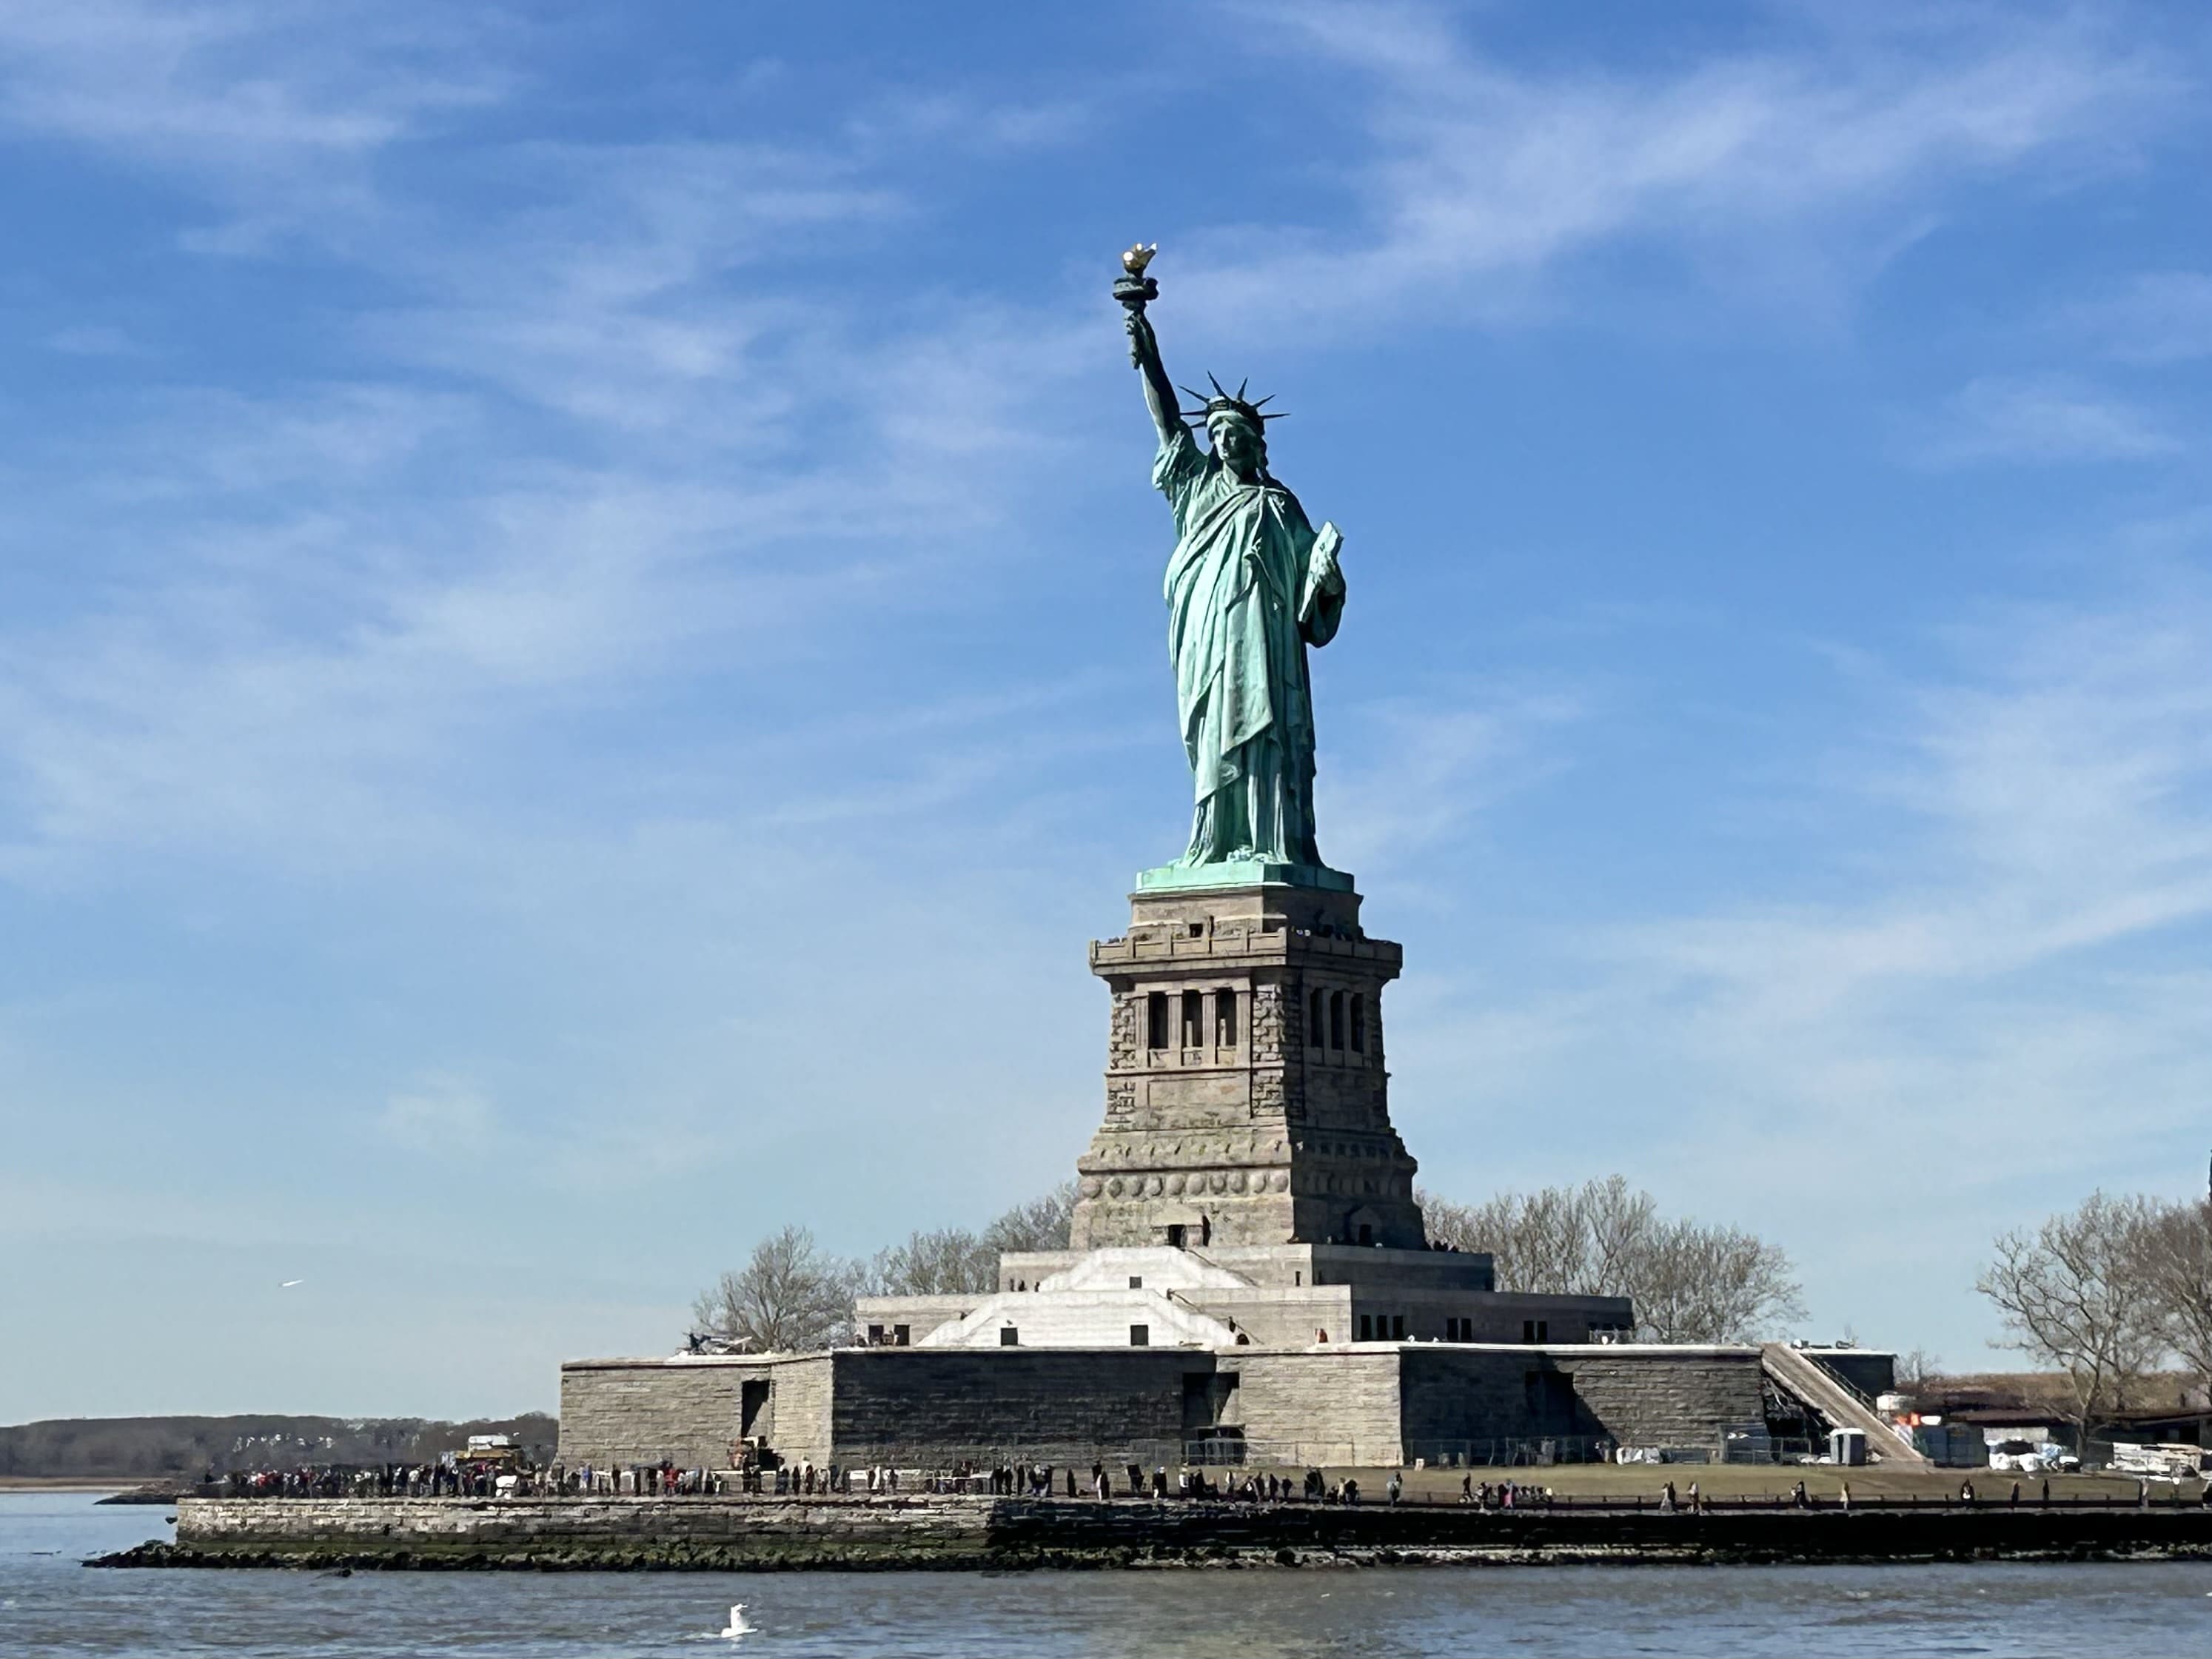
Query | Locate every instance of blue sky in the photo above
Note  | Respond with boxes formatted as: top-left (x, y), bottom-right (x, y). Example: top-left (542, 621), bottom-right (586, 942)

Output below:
top-left (5, 0), bottom-right (2212, 1419)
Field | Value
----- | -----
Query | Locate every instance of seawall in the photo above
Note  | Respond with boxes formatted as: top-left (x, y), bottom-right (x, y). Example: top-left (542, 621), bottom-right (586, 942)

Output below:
top-left (90, 1495), bottom-right (2212, 1570)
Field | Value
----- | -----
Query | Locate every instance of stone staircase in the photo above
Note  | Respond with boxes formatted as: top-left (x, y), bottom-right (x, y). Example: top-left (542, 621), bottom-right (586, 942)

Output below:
top-left (1760, 1343), bottom-right (1930, 1467)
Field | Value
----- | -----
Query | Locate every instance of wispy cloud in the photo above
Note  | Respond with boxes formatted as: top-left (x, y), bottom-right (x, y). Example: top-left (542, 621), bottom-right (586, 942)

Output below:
top-left (2065, 270), bottom-right (2212, 365)
top-left (1906, 375), bottom-right (2180, 466)
top-left (1388, 576), bottom-right (2212, 1349)
top-left (379, 1074), bottom-right (498, 1153)
top-left (0, 21), bottom-right (1108, 890)
top-left (44, 324), bottom-right (138, 357)
top-left (845, 88), bottom-right (1096, 158)
top-left (0, 1), bottom-right (508, 249)
top-left (1177, 4), bottom-right (2176, 338)
top-left (1324, 687), bottom-right (1585, 882)
top-left (1602, 583), bottom-right (2212, 1038)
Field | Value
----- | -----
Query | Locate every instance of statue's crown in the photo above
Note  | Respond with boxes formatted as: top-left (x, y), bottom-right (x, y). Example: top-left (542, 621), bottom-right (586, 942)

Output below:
top-left (1178, 373), bottom-right (1285, 429)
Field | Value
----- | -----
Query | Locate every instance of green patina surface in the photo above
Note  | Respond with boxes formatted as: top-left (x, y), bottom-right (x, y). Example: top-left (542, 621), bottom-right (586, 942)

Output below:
top-left (1135, 859), bottom-right (1353, 894)
top-left (1121, 253), bottom-right (1353, 892)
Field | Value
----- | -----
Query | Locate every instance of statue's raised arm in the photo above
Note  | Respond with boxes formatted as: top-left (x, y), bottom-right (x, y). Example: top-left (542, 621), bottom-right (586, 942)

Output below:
top-left (1116, 245), bottom-right (1179, 443)
top-left (1127, 309), bottom-right (1180, 442)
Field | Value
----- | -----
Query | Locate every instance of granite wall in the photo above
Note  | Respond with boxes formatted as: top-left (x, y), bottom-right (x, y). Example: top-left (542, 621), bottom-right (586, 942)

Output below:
top-left (561, 1350), bottom-right (1216, 1469)
top-left (1227, 1349), bottom-right (1406, 1463)
top-left (155, 1494), bottom-right (2212, 1570)
top-left (175, 1494), bottom-right (996, 1562)
top-left (1556, 1351), bottom-right (1767, 1446)
top-left (558, 1356), bottom-right (832, 1469)
top-left (560, 1344), bottom-right (1776, 1469)
top-left (826, 1349), bottom-right (1204, 1464)
top-left (1397, 1347), bottom-right (1767, 1452)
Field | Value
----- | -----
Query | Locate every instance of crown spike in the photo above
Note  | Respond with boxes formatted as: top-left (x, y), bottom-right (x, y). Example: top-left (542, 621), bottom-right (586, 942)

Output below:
top-left (1207, 371), bottom-right (1228, 397)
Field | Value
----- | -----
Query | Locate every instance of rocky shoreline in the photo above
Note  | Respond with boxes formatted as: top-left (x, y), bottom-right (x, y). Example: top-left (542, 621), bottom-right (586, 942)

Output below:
top-left (86, 1495), bottom-right (2212, 1572)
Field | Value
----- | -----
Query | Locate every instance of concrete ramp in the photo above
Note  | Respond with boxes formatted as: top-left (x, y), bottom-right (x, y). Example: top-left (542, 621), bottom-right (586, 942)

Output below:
top-left (1760, 1344), bottom-right (1931, 1467)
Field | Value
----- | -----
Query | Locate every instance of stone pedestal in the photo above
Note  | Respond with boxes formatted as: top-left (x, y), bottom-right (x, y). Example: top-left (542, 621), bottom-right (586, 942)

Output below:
top-left (1070, 875), bottom-right (1425, 1250)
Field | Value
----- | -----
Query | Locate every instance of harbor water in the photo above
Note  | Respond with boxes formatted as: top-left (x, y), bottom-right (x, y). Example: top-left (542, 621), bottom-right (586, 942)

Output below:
top-left (6, 1491), bottom-right (2211, 1658)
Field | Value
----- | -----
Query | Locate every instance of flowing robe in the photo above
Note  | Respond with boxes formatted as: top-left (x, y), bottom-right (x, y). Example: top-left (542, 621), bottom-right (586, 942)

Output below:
top-left (1154, 423), bottom-right (1344, 868)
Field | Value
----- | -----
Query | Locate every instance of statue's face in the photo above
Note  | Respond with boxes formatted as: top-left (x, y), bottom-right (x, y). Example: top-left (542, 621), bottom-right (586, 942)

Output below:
top-left (1211, 415), bottom-right (1262, 472)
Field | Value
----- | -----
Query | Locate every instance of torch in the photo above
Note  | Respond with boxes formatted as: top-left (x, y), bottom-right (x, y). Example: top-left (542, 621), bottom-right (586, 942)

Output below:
top-left (1116, 243), bottom-right (1158, 366)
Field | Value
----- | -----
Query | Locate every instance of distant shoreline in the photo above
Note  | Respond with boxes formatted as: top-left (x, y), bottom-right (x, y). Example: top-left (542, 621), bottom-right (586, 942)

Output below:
top-left (0, 1478), bottom-right (128, 1492)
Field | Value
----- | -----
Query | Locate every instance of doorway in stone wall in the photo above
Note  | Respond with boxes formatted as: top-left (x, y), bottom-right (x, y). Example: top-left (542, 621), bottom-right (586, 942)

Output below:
top-left (740, 1378), bottom-right (770, 1442)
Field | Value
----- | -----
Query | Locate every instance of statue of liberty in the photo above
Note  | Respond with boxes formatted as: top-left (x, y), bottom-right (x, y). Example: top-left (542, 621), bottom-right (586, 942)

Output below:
top-left (1117, 247), bottom-right (1349, 888)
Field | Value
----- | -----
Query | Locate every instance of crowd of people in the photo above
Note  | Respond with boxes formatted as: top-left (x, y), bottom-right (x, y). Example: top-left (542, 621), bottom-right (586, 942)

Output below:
top-left (196, 1454), bottom-right (2212, 1510)
top-left (943, 1460), bottom-right (1406, 1504)
top-left (201, 1452), bottom-right (1500, 1505)
top-left (210, 1461), bottom-right (543, 1499)
top-left (1456, 1475), bottom-right (1557, 1509)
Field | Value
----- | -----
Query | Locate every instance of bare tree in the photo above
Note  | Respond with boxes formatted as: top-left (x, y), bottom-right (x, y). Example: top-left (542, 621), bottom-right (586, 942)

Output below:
top-left (868, 1227), bottom-right (994, 1296)
top-left (1418, 1175), bottom-right (1803, 1342)
top-left (692, 1225), bottom-right (862, 1353)
top-left (1895, 1347), bottom-right (1945, 1391)
top-left (1581, 1176), bottom-right (1661, 1298)
top-left (1977, 1192), bottom-right (2168, 1449)
top-left (857, 1185), bottom-right (1080, 1300)
top-left (2123, 1196), bottom-right (2212, 1396)
top-left (1421, 1189), bottom-right (1502, 1261)
top-left (1422, 1187), bottom-right (1586, 1293)
top-left (979, 1182), bottom-right (1076, 1256)
top-left (1631, 1218), bottom-right (1805, 1344)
